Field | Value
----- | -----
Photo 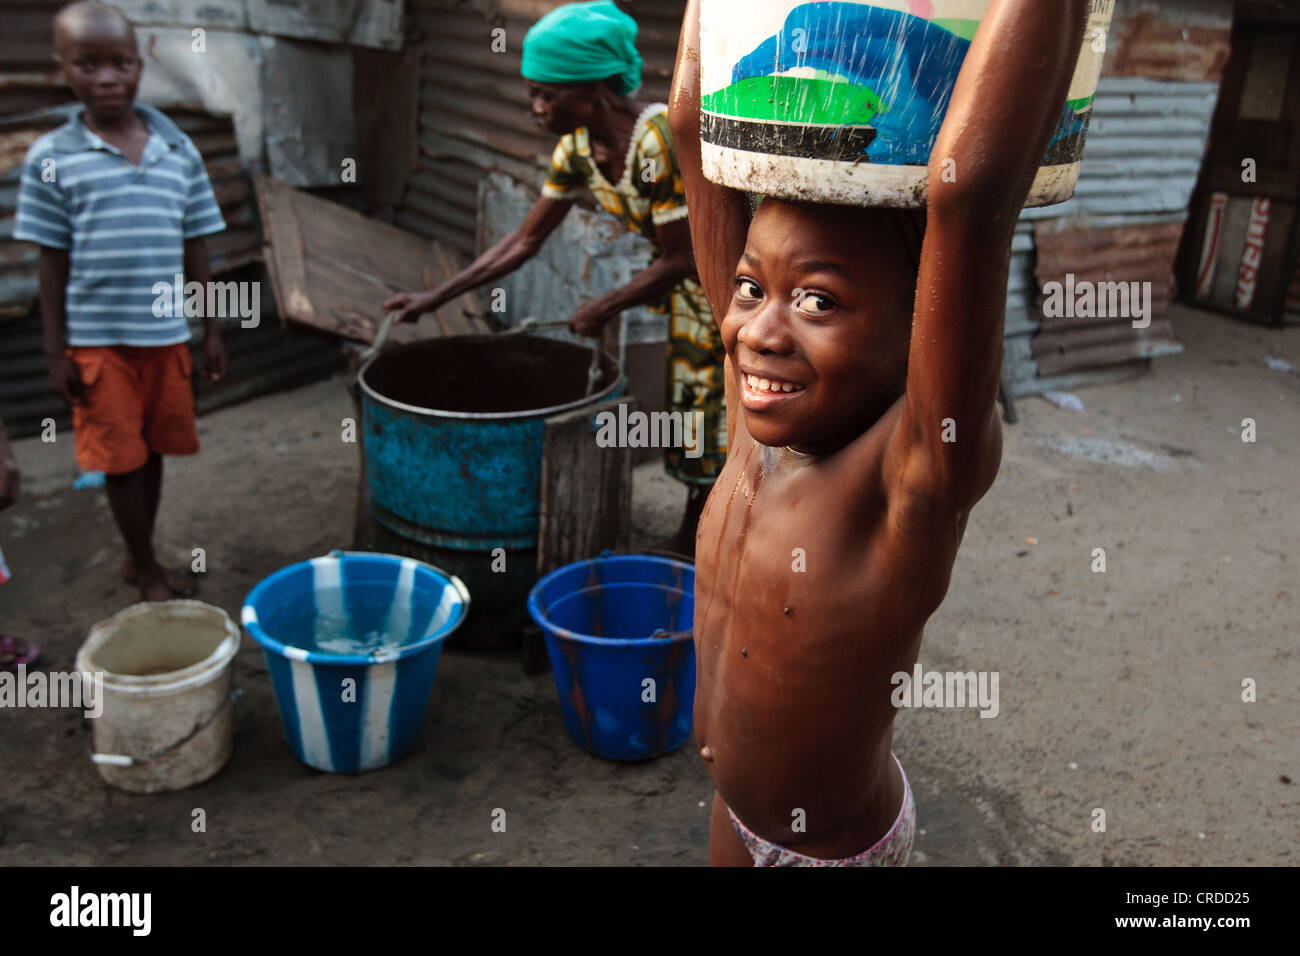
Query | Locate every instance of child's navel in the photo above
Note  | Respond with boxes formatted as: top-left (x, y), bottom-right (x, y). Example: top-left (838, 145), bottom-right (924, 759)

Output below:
top-left (700, 745), bottom-right (714, 762)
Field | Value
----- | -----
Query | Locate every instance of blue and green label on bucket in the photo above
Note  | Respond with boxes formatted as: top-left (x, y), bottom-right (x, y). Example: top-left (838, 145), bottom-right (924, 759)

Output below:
top-left (700, 0), bottom-right (1115, 207)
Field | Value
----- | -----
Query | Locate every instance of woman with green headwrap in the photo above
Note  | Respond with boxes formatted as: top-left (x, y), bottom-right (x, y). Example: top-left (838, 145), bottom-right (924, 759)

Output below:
top-left (384, 0), bottom-right (724, 557)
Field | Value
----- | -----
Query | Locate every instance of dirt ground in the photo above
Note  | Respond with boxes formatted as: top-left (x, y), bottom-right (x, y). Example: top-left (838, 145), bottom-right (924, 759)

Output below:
top-left (1, 303), bottom-right (1296, 866)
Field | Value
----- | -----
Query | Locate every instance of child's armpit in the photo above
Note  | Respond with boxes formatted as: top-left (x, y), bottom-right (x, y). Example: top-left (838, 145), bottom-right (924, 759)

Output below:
top-left (887, 481), bottom-right (948, 540)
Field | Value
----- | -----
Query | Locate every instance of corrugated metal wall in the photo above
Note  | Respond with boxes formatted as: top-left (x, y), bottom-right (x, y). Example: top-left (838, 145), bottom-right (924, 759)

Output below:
top-left (1000, 0), bottom-right (1235, 394)
top-left (1005, 75), bottom-right (1224, 394)
top-left (399, 0), bottom-right (685, 258)
top-left (1, 0), bottom-right (70, 116)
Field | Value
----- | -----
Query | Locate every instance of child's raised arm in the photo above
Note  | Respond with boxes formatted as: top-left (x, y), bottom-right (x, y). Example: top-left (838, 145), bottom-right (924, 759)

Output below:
top-left (668, 0), bottom-right (750, 328)
top-left (669, 0), bottom-right (750, 447)
top-left (887, 0), bottom-right (1090, 511)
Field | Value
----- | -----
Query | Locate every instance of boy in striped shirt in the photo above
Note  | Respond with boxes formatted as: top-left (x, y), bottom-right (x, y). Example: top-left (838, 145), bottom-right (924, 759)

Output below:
top-left (15, 1), bottom-right (227, 601)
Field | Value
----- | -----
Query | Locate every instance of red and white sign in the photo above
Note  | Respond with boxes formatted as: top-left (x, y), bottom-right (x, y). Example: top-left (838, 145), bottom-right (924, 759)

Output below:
top-left (1235, 198), bottom-right (1271, 310)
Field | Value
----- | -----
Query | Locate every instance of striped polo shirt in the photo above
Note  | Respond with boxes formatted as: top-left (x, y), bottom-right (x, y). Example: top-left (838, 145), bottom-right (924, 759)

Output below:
top-left (14, 103), bottom-right (226, 347)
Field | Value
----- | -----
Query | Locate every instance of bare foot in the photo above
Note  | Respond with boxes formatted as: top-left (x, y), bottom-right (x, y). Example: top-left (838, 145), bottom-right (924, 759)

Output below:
top-left (133, 566), bottom-right (178, 602)
top-left (121, 557), bottom-right (196, 599)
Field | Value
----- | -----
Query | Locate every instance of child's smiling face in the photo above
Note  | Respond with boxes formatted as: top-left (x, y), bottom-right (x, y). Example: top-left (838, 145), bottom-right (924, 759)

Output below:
top-left (723, 199), bottom-right (917, 454)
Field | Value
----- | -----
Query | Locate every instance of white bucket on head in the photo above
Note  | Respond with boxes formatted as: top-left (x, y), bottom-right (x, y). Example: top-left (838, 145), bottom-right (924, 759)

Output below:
top-left (75, 600), bottom-right (240, 794)
top-left (700, 0), bottom-right (1116, 207)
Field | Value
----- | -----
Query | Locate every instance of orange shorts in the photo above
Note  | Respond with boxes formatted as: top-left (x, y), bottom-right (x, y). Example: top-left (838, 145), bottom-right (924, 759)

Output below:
top-left (68, 343), bottom-right (199, 475)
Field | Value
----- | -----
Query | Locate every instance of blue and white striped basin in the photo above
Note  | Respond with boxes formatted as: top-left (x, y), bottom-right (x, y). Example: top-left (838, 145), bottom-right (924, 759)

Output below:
top-left (242, 551), bottom-right (469, 772)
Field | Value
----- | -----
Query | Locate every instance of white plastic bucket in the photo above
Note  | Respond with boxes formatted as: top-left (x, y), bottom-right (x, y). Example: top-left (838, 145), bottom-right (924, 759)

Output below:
top-left (700, 0), bottom-right (1116, 207)
top-left (75, 600), bottom-right (240, 793)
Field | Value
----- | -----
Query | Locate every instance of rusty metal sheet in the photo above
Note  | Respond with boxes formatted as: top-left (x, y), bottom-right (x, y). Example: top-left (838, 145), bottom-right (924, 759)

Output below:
top-left (1033, 319), bottom-right (1183, 376)
top-left (1, 0), bottom-right (74, 114)
top-left (1105, 0), bottom-right (1234, 83)
top-left (1033, 221), bottom-right (1183, 304)
top-left (1035, 220), bottom-right (1184, 283)
top-left (1029, 220), bottom-right (1183, 374)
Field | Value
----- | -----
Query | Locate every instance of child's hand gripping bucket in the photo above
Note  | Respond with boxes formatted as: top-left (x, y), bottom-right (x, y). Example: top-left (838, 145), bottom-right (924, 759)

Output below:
top-left (700, 0), bottom-right (1116, 207)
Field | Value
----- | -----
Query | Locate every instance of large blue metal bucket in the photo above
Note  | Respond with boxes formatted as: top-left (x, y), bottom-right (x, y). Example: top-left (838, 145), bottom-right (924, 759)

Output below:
top-left (358, 335), bottom-right (622, 649)
top-left (242, 551), bottom-right (469, 772)
top-left (528, 553), bottom-right (695, 761)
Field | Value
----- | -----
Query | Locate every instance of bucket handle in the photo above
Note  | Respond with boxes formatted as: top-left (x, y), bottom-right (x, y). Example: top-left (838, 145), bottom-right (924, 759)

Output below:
top-left (88, 689), bottom-right (240, 768)
top-left (496, 316), bottom-right (570, 337)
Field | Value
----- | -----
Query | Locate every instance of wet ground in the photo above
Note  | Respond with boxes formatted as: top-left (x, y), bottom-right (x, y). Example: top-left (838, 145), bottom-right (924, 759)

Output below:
top-left (0, 304), bottom-right (1295, 865)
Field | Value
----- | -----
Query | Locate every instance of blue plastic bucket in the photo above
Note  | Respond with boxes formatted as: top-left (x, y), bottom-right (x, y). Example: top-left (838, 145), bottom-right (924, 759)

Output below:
top-left (242, 551), bottom-right (469, 772)
top-left (527, 553), bottom-right (695, 761)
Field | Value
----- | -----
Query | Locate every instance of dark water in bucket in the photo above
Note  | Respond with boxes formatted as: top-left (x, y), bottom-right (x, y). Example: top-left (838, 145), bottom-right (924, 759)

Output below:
top-left (364, 335), bottom-right (619, 414)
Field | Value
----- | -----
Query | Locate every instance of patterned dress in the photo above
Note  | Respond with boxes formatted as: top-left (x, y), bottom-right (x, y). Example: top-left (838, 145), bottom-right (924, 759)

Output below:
top-left (541, 103), bottom-right (726, 485)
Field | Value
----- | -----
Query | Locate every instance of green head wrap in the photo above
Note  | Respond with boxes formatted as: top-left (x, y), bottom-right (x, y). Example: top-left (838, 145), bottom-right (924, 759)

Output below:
top-left (521, 1), bottom-right (642, 95)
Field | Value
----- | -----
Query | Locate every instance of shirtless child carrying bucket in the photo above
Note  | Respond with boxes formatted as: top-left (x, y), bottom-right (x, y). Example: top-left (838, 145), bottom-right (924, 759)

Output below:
top-left (669, 0), bottom-right (1091, 865)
